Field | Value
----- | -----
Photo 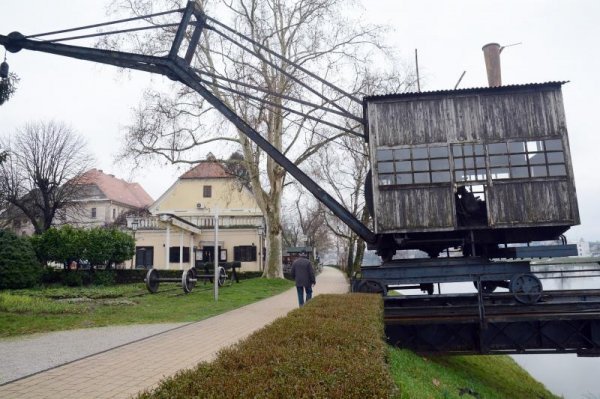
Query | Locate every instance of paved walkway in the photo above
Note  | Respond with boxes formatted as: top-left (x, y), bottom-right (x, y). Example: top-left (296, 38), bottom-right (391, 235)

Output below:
top-left (0, 266), bottom-right (348, 399)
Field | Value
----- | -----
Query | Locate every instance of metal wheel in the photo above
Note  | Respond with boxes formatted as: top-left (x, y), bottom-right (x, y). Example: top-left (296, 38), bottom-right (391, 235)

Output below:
top-left (145, 268), bottom-right (159, 294)
top-left (356, 280), bottom-right (387, 296)
top-left (509, 273), bottom-right (543, 304)
top-left (473, 280), bottom-right (500, 293)
top-left (420, 283), bottom-right (434, 295)
top-left (182, 268), bottom-right (197, 294)
top-left (217, 266), bottom-right (227, 287)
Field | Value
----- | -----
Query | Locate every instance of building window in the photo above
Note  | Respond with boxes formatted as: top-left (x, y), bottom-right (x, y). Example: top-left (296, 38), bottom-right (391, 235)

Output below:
top-left (169, 247), bottom-right (190, 263)
top-left (91, 207), bottom-right (97, 219)
top-left (234, 245), bottom-right (257, 262)
top-left (203, 185), bottom-right (212, 198)
top-left (112, 208), bottom-right (116, 220)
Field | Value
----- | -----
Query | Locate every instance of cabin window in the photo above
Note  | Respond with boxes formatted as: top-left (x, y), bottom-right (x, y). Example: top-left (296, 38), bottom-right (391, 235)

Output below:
top-left (91, 207), bottom-right (97, 219)
top-left (376, 138), bottom-right (567, 188)
top-left (488, 138), bottom-right (567, 180)
top-left (452, 144), bottom-right (487, 182)
top-left (203, 185), bottom-right (212, 198)
top-left (376, 144), bottom-right (451, 186)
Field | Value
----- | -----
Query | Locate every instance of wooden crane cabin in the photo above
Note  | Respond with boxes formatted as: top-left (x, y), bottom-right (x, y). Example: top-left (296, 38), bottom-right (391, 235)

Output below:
top-left (365, 82), bottom-right (579, 257)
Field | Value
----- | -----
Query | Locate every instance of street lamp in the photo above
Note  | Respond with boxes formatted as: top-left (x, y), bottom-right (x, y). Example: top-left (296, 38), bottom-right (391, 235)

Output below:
top-left (257, 224), bottom-right (265, 271)
top-left (130, 219), bottom-right (139, 269)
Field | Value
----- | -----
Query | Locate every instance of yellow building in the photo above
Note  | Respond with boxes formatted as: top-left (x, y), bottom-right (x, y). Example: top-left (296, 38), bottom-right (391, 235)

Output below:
top-left (129, 161), bottom-right (266, 272)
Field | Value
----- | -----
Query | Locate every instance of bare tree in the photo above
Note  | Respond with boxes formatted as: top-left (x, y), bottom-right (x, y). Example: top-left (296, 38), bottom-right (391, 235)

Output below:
top-left (0, 121), bottom-right (93, 234)
top-left (105, 0), bottom-right (406, 278)
top-left (0, 72), bottom-right (19, 106)
top-left (281, 212), bottom-right (301, 248)
top-left (312, 135), bottom-right (370, 276)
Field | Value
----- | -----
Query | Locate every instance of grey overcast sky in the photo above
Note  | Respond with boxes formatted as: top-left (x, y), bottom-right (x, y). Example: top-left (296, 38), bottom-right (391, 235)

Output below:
top-left (1, 0), bottom-right (599, 241)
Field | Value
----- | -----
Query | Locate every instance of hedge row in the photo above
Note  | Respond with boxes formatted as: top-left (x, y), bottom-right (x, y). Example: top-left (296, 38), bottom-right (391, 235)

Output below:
top-left (0, 230), bottom-right (42, 289)
top-left (138, 293), bottom-right (396, 399)
top-left (40, 268), bottom-right (265, 287)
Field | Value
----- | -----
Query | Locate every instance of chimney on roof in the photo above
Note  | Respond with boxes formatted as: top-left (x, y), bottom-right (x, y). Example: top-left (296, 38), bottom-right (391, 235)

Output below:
top-left (482, 43), bottom-right (502, 87)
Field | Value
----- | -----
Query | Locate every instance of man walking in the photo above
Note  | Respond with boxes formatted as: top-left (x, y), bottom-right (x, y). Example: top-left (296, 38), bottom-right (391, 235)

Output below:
top-left (290, 253), bottom-right (316, 306)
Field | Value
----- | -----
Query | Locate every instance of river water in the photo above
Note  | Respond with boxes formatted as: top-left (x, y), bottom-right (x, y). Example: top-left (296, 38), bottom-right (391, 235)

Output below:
top-left (394, 265), bottom-right (600, 398)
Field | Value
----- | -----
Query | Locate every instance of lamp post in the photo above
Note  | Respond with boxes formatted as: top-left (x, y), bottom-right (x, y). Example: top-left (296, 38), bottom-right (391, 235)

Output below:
top-left (127, 217), bottom-right (139, 269)
top-left (257, 224), bottom-right (265, 272)
top-left (214, 207), bottom-right (219, 301)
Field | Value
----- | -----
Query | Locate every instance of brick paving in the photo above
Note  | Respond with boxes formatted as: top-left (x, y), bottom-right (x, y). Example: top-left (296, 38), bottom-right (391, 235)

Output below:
top-left (0, 266), bottom-right (348, 399)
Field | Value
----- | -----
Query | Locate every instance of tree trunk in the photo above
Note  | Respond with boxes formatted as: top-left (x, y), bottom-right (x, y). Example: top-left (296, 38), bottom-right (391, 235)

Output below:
top-left (351, 206), bottom-right (370, 274)
top-left (264, 213), bottom-right (284, 278)
top-left (346, 235), bottom-right (356, 278)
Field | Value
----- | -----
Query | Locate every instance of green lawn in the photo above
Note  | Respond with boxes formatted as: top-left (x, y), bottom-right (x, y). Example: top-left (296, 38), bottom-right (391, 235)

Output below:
top-left (0, 278), bottom-right (294, 337)
top-left (389, 347), bottom-right (559, 399)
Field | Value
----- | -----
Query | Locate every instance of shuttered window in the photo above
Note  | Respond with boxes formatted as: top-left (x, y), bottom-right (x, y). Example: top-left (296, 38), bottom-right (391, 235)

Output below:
top-left (234, 245), bottom-right (257, 262)
top-left (169, 247), bottom-right (190, 263)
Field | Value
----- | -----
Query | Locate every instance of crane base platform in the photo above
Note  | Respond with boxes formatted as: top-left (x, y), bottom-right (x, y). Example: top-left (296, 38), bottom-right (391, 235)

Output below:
top-left (384, 289), bottom-right (600, 356)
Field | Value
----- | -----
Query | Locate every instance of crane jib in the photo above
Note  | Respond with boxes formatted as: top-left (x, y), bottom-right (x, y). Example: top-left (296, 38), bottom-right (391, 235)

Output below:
top-left (0, 24), bottom-right (377, 245)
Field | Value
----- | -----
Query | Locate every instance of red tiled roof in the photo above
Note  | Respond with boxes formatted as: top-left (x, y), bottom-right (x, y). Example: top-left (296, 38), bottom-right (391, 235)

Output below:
top-left (180, 161), bottom-right (231, 179)
top-left (74, 169), bottom-right (154, 208)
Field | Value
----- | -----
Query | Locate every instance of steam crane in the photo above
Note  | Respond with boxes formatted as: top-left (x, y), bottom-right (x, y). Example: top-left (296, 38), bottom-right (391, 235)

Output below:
top-left (2, 2), bottom-right (600, 355)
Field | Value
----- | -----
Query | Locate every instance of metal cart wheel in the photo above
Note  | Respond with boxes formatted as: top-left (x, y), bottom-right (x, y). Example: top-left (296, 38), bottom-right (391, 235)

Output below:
top-left (356, 280), bottom-right (388, 296)
top-left (182, 267), bottom-right (197, 293)
top-left (473, 280), bottom-right (500, 293)
top-left (509, 273), bottom-right (543, 304)
top-left (217, 266), bottom-right (228, 287)
top-left (145, 268), bottom-right (159, 294)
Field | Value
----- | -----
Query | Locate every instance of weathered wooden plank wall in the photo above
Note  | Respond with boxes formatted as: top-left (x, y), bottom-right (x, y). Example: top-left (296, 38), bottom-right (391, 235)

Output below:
top-left (488, 180), bottom-right (574, 227)
top-left (369, 89), bottom-right (564, 147)
top-left (377, 187), bottom-right (454, 231)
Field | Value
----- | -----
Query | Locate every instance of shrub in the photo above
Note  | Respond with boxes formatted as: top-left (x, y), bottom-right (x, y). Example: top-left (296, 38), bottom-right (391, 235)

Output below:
top-left (62, 271), bottom-right (84, 287)
top-left (138, 294), bottom-right (396, 399)
top-left (31, 226), bottom-right (134, 269)
top-left (0, 229), bottom-right (43, 289)
top-left (93, 270), bottom-right (116, 286)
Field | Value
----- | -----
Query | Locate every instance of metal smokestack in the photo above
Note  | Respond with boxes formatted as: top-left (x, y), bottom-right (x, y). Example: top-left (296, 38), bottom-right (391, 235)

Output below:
top-left (482, 43), bottom-right (502, 87)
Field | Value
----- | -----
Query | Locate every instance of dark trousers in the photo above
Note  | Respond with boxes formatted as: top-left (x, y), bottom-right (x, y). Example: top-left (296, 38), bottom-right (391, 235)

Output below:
top-left (296, 286), bottom-right (313, 306)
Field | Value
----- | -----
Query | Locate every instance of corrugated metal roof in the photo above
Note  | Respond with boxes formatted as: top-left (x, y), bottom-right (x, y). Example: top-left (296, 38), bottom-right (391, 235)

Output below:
top-left (364, 81), bottom-right (568, 101)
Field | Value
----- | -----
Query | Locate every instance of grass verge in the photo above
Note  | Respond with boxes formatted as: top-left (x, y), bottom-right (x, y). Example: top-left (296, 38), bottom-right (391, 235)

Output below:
top-left (0, 278), bottom-right (293, 337)
top-left (138, 293), bottom-right (558, 399)
top-left (138, 294), bottom-right (396, 399)
top-left (388, 343), bottom-right (558, 399)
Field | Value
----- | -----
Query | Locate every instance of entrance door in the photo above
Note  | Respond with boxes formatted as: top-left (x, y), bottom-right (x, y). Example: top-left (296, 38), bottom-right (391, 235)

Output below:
top-left (135, 246), bottom-right (154, 269)
top-left (201, 246), bottom-right (224, 263)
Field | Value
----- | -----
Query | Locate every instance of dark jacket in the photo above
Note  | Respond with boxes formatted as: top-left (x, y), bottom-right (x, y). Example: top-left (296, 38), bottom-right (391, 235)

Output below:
top-left (290, 257), bottom-right (315, 287)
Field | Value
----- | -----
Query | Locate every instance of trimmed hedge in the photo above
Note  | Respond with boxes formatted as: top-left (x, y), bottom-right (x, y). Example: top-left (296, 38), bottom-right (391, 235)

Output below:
top-left (138, 294), bottom-right (396, 399)
top-left (39, 268), bottom-right (265, 287)
top-left (0, 230), bottom-right (43, 289)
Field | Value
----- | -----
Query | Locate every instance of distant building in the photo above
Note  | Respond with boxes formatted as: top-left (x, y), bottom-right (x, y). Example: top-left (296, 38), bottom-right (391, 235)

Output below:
top-left (1, 168), bottom-right (153, 235)
top-left (129, 161), bottom-right (266, 272)
top-left (590, 241), bottom-right (600, 257)
top-left (577, 238), bottom-right (591, 257)
top-left (64, 168), bottom-right (153, 228)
